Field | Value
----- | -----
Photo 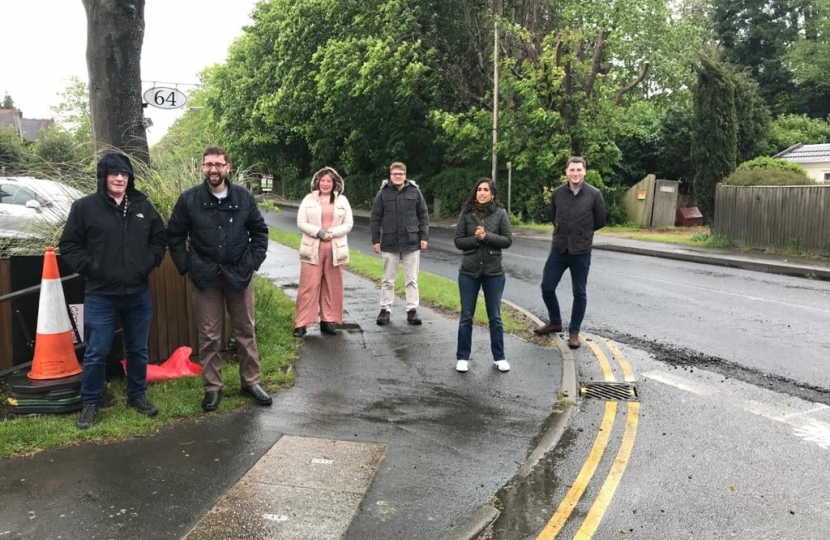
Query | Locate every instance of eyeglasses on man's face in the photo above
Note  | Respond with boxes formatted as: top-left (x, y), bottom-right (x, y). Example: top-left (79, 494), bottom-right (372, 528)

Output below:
top-left (391, 172), bottom-right (406, 177)
top-left (202, 162), bottom-right (227, 169)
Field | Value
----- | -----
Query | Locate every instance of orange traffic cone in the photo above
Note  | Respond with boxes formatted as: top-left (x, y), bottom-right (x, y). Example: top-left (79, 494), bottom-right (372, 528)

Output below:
top-left (27, 247), bottom-right (83, 380)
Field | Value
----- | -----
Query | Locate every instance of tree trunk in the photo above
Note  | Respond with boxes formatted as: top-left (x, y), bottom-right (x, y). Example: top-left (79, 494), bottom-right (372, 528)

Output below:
top-left (82, 0), bottom-right (149, 165)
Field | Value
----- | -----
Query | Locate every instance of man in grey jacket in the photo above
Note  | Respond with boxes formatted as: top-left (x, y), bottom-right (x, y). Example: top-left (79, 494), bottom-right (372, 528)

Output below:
top-left (370, 162), bottom-right (430, 326)
top-left (533, 157), bottom-right (606, 349)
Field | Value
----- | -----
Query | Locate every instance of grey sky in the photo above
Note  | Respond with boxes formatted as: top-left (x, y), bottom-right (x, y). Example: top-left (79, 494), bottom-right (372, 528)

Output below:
top-left (3, 1), bottom-right (259, 145)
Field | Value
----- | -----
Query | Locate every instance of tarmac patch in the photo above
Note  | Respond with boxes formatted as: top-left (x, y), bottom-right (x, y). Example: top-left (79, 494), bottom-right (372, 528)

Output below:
top-left (184, 436), bottom-right (386, 540)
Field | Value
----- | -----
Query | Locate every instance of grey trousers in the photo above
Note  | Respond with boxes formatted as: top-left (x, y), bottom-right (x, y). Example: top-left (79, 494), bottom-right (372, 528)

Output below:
top-left (380, 250), bottom-right (420, 311)
top-left (191, 276), bottom-right (261, 391)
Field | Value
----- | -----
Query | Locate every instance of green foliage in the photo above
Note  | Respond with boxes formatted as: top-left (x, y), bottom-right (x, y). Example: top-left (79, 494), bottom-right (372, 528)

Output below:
top-left (722, 169), bottom-right (816, 186)
top-left (50, 77), bottom-right (92, 141)
top-left (0, 276), bottom-right (298, 457)
top-left (0, 126), bottom-right (28, 172)
top-left (418, 168), bottom-right (487, 218)
top-left (656, 105), bottom-right (695, 182)
top-left (692, 54), bottom-right (737, 220)
top-left (2, 93), bottom-right (14, 108)
top-left (760, 114), bottom-right (830, 155)
top-left (737, 156), bottom-right (807, 176)
top-left (712, 0), bottom-right (805, 114)
top-left (729, 66), bottom-right (771, 164)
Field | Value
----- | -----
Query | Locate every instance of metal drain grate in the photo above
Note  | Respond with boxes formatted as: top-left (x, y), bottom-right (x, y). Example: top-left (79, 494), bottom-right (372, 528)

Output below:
top-left (580, 382), bottom-right (638, 401)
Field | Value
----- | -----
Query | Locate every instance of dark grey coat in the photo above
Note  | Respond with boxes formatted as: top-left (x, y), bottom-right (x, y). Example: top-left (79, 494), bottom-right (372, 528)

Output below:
top-left (454, 205), bottom-right (512, 277)
top-left (550, 182), bottom-right (606, 255)
top-left (369, 180), bottom-right (429, 253)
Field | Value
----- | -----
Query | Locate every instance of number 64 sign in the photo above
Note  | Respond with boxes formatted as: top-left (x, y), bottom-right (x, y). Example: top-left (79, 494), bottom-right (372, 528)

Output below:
top-left (143, 87), bottom-right (188, 110)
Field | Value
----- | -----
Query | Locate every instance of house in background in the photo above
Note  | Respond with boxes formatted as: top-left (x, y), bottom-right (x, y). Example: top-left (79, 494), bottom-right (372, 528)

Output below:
top-left (774, 143), bottom-right (830, 183)
top-left (0, 108), bottom-right (54, 142)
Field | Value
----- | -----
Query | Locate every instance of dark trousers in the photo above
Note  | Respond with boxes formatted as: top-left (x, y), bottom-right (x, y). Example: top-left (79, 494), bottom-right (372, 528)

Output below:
top-left (81, 290), bottom-right (153, 404)
top-left (540, 250), bottom-right (592, 334)
top-left (457, 273), bottom-right (506, 361)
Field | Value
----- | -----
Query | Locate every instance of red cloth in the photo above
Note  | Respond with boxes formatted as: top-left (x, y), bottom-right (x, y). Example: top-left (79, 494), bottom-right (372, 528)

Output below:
top-left (120, 346), bottom-right (201, 382)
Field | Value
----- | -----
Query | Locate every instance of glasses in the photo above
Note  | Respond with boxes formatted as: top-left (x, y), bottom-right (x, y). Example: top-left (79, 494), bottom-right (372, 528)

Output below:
top-left (202, 162), bottom-right (227, 169)
top-left (391, 172), bottom-right (406, 177)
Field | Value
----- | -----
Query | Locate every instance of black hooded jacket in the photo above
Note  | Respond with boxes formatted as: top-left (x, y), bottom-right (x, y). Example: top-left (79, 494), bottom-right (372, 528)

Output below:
top-left (59, 153), bottom-right (167, 295)
top-left (166, 178), bottom-right (268, 293)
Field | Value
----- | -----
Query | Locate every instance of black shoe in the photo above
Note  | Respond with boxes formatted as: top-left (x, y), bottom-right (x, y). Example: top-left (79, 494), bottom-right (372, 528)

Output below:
top-left (126, 396), bottom-right (159, 417)
top-left (241, 384), bottom-right (273, 406)
top-left (293, 326), bottom-right (307, 337)
top-left (77, 403), bottom-right (100, 430)
top-left (407, 309), bottom-right (422, 325)
top-left (376, 309), bottom-right (390, 326)
top-left (320, 321), bottom-right (337, 334)
top-left (202, 390), bottom-right (222, 412)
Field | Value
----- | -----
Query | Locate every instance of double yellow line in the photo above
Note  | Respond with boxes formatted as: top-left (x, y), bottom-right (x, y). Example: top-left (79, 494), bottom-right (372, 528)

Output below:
top-left (536, 336), bottom-right (640, 540)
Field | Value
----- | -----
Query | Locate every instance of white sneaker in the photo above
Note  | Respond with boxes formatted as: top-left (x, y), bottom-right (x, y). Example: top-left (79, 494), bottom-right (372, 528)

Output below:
top-left (493, 360), bottom-right (510, 372)
top-left (456, 360), bottom-right (469, 372)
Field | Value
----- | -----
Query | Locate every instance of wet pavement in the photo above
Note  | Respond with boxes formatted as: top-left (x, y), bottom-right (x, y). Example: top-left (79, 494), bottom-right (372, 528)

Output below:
top-left (0, 241), bottom-right (563, 540)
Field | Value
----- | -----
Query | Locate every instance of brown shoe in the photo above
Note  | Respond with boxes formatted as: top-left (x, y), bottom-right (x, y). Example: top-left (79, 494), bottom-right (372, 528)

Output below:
top-left (568, 332), bottom-right (581, 349)
top-left (534, 323), bottom-right (563, 335)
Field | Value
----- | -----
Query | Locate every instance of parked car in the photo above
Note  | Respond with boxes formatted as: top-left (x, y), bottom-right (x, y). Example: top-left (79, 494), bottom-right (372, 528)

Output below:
top-left (0, 177), bottom-right (85, 240)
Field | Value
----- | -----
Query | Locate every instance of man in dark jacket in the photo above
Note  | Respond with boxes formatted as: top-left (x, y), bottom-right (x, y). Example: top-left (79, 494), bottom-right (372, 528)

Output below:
top-left (534, 156), bottom-right (606, 349)
top-left (369, 161), bottom-right (429, 326)
top-left (166, 146), bottom-right (270, 412)
top-left (59, 152), bottom-right (167, 429)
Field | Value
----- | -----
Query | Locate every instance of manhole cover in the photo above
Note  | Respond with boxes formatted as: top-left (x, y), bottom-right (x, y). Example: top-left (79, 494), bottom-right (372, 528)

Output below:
top-left (580, 382), bottom-right (638, 401)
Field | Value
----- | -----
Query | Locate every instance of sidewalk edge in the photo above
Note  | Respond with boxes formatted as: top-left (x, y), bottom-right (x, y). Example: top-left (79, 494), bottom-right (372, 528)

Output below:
top-left (593, 243), bottom-right (830, 281)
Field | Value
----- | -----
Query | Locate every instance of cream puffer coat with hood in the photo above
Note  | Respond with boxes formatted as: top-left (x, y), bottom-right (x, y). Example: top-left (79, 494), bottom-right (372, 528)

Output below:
top-left (297, 167), bottom-right (354, 266)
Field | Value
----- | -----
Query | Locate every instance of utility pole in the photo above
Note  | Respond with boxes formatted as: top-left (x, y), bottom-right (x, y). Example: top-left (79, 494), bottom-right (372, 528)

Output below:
top-left (491, 18), bottom-right (499, 183)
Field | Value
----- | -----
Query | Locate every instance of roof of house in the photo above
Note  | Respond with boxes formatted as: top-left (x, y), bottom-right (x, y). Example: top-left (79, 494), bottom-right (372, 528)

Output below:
top-left (0, 108), bottom-right (54, 142)
top-left (774, 143), bottom-right (830, 163)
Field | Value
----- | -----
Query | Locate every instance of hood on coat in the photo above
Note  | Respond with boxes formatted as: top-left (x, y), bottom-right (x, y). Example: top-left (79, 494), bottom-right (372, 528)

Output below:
top-left (96, 153), bottom-right (136, 194)
top-left (311, 166), bottom-right (345, 195)
top-left (379, 178), bottom-right (418, 189)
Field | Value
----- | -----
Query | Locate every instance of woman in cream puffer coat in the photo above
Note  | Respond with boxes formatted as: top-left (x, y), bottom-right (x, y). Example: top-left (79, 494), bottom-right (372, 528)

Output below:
top-left (294, 167), bottom-right (354, 337)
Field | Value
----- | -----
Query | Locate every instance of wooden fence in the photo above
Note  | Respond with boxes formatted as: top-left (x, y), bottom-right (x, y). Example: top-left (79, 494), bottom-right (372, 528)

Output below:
top-left (714, 184), bottom-right (830, 255)
top-left (0, 251), bottom-right (218, 373)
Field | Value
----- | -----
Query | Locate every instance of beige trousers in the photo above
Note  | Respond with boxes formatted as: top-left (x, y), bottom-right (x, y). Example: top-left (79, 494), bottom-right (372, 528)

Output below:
top-left (191, 277), bottom-right (260, 391)
top-left (380, 250), bottom-right (420, 311)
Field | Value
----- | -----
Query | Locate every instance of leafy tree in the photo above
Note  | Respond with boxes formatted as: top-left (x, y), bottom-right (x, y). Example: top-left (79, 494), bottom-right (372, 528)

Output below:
top-left (692, 54), bottom-right (736, 221)
top-left (81, 0), bottom-right (149, 163)
top-left (656, 104), bottom-right (695, 183)
top-left (51, 77), bottom-right (92, 141)
top-left (712, 0), bottom-right (808, 114)
top-left (786, 0), bottom-right (830, 117)
top-left (2, 93), bottom-right (13, 109)
top-left (760, 114), bottom-right (830, 155)
top-left (729, 66), bottom-right (770, 164)
top-left (0, 126), bottom-right (28, 173)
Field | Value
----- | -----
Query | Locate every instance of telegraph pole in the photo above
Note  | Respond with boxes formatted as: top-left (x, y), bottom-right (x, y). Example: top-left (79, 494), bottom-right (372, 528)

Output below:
top-left (491, 18), bottom-right (499, 183)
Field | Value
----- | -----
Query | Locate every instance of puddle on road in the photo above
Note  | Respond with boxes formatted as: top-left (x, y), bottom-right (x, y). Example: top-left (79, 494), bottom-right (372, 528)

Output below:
top-left (489, 428), bottom-right (578, 540)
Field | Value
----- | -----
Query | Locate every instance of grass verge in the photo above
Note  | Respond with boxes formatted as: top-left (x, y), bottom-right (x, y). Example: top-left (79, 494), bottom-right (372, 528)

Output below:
top-left (0, 275), bottom-right (299, 458)
top-left (267, 227), bottom-right (536, 337)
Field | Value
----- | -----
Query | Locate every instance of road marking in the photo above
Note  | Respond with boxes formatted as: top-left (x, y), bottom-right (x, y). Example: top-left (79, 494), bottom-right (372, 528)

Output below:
top-left (598, 270), bottom-right (830, 315)
top-left (584, 337), bottom-right (616, 382)
top-left (573, 402), bottom-right (640, 539)
top-left (535, 402), bottom-right (618, 540)
top-left (644, 367), bottom-right (830, 452)
top-left (604, 340), bottom-right (635, 383)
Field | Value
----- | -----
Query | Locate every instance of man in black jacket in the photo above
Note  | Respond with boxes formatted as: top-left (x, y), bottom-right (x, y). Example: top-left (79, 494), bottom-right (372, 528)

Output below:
top-left (60, 152), bottom-right (167, 429)
top-left (533, 157), bottom-right (606, 349)
top-left (369, 162), bottom-right (430, 326)
top-left (167, 146), bottom-right (270, 412)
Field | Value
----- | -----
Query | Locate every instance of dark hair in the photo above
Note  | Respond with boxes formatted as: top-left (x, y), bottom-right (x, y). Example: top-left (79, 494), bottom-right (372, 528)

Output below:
top-left (566, 156), bottom-right (587, 169)
top-left (311, 166), bottom-right (345, 203)
top-left (462, 177), bottom-right (502, 214)
top-left (203, 146), bottom-right (229, 163)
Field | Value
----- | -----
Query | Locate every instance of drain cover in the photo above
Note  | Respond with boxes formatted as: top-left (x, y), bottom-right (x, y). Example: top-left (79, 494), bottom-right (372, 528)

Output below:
top-left (580, 382), bottom-right (638, 401)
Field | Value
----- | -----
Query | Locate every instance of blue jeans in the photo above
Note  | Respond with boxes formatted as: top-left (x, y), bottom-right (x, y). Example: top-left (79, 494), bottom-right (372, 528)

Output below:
top-left (540, 250), bottom-right (592, 334)
top-left (457, 273), bottom-right (506, 361)
top-left (81, 290), bottom-right (153, 404)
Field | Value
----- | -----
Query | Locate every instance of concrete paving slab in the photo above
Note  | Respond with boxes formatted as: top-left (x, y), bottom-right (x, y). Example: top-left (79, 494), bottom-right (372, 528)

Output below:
top-left (185, 436), bottom-right (385, 540)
